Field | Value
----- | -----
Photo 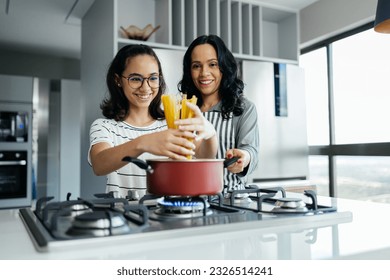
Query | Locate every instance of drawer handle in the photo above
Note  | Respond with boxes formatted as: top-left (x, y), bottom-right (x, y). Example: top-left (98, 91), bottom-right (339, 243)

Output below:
top-left (0, 160), bottom-right (27, 166)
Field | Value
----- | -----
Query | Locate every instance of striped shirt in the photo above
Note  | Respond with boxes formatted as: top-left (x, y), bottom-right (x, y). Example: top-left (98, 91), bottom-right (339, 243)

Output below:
top-left (88, 118), bottom-right (167, 198)
top-left (203, 97), bottom-right (259, 193)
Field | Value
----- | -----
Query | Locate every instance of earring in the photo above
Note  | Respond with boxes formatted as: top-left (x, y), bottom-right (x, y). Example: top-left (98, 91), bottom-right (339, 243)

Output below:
top-left (117, 83), bottom-right (121, 87)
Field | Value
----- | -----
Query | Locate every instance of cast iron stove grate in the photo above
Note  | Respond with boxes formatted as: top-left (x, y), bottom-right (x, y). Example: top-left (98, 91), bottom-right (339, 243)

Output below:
top-left (226, 187), bottom-right (337, 214)
top-left (20, 192), bottom-right (149, 241)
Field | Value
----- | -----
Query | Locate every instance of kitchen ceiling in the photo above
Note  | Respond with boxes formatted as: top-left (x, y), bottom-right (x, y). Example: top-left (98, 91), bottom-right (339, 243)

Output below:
top-left (0, 0), bottom-right (318, 60)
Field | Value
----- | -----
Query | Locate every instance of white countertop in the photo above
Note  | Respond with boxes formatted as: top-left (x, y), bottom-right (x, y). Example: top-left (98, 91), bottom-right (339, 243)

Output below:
top-left (1, 196), bottom-right (390, 260)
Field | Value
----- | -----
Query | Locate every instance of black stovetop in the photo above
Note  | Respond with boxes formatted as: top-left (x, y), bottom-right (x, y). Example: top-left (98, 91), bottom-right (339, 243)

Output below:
top-left (19, 187), bottom-right (338, 251)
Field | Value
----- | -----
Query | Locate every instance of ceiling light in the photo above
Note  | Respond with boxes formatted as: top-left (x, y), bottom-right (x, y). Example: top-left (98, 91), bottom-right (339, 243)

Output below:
top-left (374, 0), bottom-right (390, 33)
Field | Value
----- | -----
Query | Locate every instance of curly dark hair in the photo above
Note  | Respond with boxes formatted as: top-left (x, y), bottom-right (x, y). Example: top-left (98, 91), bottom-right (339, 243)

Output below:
top-left (178, 35), bottom-right (244, 119)
top-left (101, 44), bottom-right (166, 121)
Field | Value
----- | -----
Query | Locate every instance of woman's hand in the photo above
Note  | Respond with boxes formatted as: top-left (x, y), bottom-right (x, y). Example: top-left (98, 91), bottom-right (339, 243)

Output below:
top-left (174, 102), bottom-right (216, 140)
top-left (174, 102), bottom-right (218, 158)
top-left (225, 149), bottom-right (251, 174)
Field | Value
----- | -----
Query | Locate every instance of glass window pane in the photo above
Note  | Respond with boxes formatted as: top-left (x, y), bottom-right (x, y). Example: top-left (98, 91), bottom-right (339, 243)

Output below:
top-left (335, 156), bottom-right (390, 203)
top-left (300, 48), bottom-right (329, 145)
top-left (332, 29), bottom-right (390, 144)
top-left (308, 156), bottom-right (329, 196)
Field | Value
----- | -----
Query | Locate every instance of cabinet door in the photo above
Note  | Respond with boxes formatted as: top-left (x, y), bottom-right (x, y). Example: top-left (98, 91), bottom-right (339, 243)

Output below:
top-left (0, 74), bottom-right (33, 103)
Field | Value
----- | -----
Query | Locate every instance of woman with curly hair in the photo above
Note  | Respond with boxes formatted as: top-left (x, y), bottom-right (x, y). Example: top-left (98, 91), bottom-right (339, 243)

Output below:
top-left (89, 44), bottom-right (217, 199)
top-left (178, 35), bottom-right (259, 195)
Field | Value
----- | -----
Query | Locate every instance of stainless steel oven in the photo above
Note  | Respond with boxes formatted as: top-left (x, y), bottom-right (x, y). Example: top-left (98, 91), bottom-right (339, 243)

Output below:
top-left (0, 103), bottom-right (32, 209)
top-left (0, 150), bottom-right (31, 208)
top-left (0, 151), bottom-right (27, 196)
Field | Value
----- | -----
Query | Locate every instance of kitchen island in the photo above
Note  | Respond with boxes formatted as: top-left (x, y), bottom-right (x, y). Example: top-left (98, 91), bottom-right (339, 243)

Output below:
top-left (1, 195), bottom-right (390, 260)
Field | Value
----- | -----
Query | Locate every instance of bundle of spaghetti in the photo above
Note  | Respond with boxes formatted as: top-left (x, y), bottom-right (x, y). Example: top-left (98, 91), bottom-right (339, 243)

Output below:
top-left (180, 94), bottom-right (198, 120)
top-left (162, 94), bottom-right (198, 159)
top-left (180, 94), bottom-right (198, 159)
top-left (161, 94), bottom-right (180, 129)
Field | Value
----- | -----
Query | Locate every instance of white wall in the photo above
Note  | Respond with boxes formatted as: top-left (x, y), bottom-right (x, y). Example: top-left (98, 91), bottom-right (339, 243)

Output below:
top-left (300, 0), bottom-right (377, 48)
top-left (154, 48), bottom-right (185, 94)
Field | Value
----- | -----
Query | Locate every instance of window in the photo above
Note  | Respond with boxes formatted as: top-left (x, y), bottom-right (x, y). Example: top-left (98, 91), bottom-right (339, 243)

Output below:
top-left (300, 24), bottom-right (390, 203)
top-left (332, 29), bottom-right (390, 144)
top-left (335, 156), bottom-right (390, 203)
top-left (308, 156), bottom-right (329, 197)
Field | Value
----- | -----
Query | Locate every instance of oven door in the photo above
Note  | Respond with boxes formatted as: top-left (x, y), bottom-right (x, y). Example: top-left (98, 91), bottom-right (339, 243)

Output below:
top-left (0, 151), bottom-right (31, 208)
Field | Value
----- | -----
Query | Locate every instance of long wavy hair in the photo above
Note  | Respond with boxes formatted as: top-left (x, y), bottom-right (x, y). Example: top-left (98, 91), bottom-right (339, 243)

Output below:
top-left (178, 35), bottom-right (244, 119)
top-left (101, 44), bottom-right (166, 121)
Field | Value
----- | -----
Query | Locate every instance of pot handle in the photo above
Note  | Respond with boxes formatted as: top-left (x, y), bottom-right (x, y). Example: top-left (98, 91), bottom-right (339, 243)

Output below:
top-left (122, 156), bottom-right (154, 174)
top-left (223, 156), bottom-right (239, 168)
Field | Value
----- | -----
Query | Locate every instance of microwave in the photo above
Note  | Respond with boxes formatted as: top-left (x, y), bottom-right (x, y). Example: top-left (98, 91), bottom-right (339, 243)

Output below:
top-left (0, 110), bottom-right (29, 142)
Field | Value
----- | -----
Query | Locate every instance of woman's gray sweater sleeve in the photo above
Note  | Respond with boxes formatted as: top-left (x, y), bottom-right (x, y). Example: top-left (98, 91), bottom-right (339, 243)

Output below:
top-left (234, 98), bottom-right (260, 176)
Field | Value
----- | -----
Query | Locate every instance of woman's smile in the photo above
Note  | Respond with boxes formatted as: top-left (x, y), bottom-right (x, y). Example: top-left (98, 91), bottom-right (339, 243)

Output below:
top-left (198, 78), bottom-right (214, 86)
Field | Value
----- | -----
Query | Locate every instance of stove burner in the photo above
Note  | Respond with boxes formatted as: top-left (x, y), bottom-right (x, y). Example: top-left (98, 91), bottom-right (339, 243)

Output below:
top-left (154, 197), bottom-right (212, 219)
top-left (224, 192), bottom-right (252, 205)
top-left (66, 210), bottom-right (131, 237)
top-left (158, 197), bottom-right (207, 209)
top-left (66, 203), bottom-right (92, 217)
top-left (272, 197), bottom-right (309, 213)
top-left (225, 188), bottom-right (336, 214)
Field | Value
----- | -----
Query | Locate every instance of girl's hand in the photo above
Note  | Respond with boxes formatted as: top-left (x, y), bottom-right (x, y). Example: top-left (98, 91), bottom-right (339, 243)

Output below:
top-left (90, 128), bottom-right (197, 176)
top-left (225, 149), bottom-right (251, 174)
top-left (140, 129), bottom-right (197, 160)
top-left (174, 102), bottom-right (216, 141)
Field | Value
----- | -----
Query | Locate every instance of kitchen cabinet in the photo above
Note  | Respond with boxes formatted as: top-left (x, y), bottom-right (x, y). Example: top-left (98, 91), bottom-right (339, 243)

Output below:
top-left (0, 75), bottom-right (34, 209)
top-left (0, 74), bottom-right (33, 103)
top-left (116, 0), bottom-right (299, 63)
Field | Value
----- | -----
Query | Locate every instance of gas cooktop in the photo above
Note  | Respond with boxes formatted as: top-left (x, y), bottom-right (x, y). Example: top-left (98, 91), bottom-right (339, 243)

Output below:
top-left (19, 187), bottom-right (353, 252)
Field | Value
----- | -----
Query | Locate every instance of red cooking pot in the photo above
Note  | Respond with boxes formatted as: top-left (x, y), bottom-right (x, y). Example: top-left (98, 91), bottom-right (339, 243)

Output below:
top-left (122, 157), bottom-right (238, 196)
